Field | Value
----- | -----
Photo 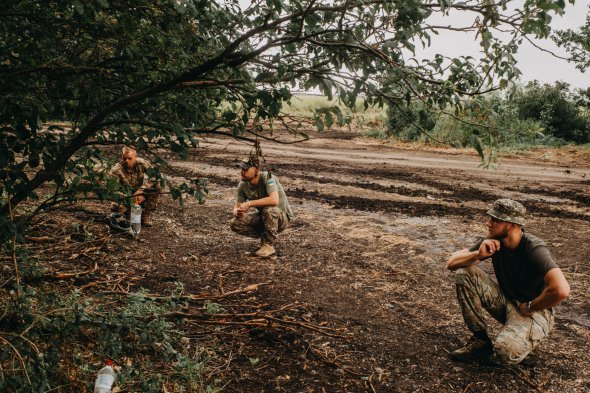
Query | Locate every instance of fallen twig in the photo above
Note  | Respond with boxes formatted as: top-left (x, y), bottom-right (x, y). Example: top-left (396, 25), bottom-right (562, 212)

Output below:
top-left (47, 261), bottom-right (98, 280)
top-left (23, 236), bottom-right (52, 242)
top-left (104, 282), bottom-right (272, 301)
top-left (0, 336), bottom-right (32, 386)
top-left (509, 367), bottom-right (546, 393)
top-left (368, 374), bottom-right (377, 393)
top-left (78, 275), bottom-right (136, 291)
top-left (462, 382), bottom-right (475, 393)
top-left (309, 346), bottom-right (365, 377)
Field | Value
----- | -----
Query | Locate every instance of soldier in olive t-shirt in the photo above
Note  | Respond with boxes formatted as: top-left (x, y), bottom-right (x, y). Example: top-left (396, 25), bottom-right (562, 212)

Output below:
top-left (230, 155), bottom-right (293, 258)
top-left (446, 199), bottom-right (570, 365)
top-left (468, 233), bottom-right (558, 302)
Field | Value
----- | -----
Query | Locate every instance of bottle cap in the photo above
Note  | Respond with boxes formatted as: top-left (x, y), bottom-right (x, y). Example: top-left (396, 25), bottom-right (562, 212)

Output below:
top-left (105, 359), bottom-right (113, 366)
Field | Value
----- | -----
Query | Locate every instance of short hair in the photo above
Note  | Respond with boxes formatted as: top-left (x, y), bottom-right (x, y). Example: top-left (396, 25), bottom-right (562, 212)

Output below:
top-left (122, 146), bottom-right (137, 155)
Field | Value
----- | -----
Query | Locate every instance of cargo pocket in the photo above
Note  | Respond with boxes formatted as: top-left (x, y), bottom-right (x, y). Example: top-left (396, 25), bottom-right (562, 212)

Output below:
top-left (528, 310), bottom-right (553, 349)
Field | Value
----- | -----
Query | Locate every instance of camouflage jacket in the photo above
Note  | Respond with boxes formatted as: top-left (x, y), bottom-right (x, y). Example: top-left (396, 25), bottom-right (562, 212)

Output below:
top-left (109, 158), bottom-right (151, 190)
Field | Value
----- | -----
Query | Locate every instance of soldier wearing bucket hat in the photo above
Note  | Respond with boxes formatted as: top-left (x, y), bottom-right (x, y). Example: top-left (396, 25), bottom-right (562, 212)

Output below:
top-left (446, 198), bottom-right (570, 365)
top-left (230, 153), bottom-right (293, 258)
top-left (486, 198), bottom-right (526, 225)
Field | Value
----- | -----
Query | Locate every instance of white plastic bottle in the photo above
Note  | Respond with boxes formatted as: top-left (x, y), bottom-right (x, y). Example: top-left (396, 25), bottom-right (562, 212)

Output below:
top-left (94, 360), bottom-right (116, 393)
top-left (130, 202), bottom-right (142, 236)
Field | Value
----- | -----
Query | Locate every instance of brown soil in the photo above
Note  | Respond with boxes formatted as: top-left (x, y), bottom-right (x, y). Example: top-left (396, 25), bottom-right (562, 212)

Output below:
top-left (37, 132), bottom-right (590, 391)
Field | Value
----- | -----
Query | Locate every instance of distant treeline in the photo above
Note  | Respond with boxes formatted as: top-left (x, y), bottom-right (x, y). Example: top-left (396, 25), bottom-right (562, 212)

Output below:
top-left (386, 81), bottom-right (590, 147)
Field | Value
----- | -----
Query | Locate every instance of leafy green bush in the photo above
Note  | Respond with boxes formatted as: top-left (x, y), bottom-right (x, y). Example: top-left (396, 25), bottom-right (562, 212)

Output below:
top-left (386, 102), bottom-right (436, 141)
top-left (382, 82), bottom-right (590, 149)
top-left (512, 81), bottom-right (590, 144)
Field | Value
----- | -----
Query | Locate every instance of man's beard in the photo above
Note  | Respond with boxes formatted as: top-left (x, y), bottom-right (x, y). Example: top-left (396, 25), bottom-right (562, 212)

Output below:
top-left (491, 228), bottom-right (510, 241)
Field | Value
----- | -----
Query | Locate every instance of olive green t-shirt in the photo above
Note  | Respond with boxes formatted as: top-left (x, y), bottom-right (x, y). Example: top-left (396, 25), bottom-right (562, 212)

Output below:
top-left (236, 171), bottom-right (294, 220)
top-left (469, 232), bottom-right (558, 302)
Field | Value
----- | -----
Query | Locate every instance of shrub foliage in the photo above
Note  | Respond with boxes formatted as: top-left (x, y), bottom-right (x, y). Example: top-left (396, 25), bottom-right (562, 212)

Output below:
top-left (386, 81), bottom-right (590, 150)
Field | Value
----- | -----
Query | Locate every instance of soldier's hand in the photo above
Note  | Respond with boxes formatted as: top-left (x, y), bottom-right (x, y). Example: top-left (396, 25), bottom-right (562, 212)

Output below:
top-left (478, 239), bottom-right (500, 259)
top-left (238, 202), bottom-right (250, 211)
top-left (133, 195), bottom-right (145, 204)
top-left (518, 302), bottom-right (534, 317)
top-left (233, 206), bottom-right (245, 217)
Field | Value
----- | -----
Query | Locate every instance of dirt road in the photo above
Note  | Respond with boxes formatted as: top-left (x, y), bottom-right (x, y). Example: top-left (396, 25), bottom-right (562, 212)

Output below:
top-left (136, 132), bottom-right (589, 392)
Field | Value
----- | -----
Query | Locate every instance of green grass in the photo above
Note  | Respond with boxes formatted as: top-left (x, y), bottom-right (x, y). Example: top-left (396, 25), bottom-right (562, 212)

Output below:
top-left (284, 94), bottom-right (388, 129)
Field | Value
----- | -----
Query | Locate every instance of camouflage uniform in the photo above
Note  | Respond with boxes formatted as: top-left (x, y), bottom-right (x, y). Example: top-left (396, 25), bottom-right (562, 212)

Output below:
top-left (453, 199), bottom-right (557, 364)
top-left (230, 169), bottom-right (292, 246)
top-left (455, 266), bottom-right (554, 364)
top-left (109, 158), bottom-right (160, 215)
top-left (230, 206), bottom-right (289, 246)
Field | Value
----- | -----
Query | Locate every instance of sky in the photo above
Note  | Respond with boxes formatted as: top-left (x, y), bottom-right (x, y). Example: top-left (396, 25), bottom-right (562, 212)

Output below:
top-left (417, 1), bottom-right (590, 88)
top-left (517, 1), bottom-right (589, 87)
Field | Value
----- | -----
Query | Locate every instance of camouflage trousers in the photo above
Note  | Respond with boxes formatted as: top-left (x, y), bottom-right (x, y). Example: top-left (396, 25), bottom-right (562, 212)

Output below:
top-left (455, 266), bottom-right (554, 364)
top-left (230, 206), bottom-right (289, 246)
top-left (139, 187), bottom-right (160, 213)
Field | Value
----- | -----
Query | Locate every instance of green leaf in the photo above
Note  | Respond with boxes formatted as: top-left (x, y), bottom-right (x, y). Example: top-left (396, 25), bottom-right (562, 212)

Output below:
top-left (314, 117), bottom-right (325, 132)
top-left (73, 1), bottom-right (84, 15)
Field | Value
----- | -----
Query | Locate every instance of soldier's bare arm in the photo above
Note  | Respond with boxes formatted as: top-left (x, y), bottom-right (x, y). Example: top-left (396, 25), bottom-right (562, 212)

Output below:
top-left (446, 239), bottom-right (500, 271)
top-left (240, 191), bottom-right (279, 211)
top-left (519, 268), bottom-right (570, 316)
top-left (446, 249), bottom-right (480, 271)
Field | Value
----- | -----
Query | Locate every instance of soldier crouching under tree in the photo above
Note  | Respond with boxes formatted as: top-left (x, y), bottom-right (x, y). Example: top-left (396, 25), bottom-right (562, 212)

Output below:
top-left (109, 146), bottom-right (160, 227)
top-left (446, 199), bottom-right (570, 364)
top-left (230, 154), bottom-right (294, 258)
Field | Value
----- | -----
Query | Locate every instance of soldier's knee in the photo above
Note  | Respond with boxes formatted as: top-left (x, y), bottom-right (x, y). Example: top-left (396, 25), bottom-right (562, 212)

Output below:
top-left (493, 336), bottom-right (529, 365)
top-left (454, 267), bottom-right (477, 285)
top-left (261, 206), bottom-right (280, 220)
top-left (230, 218), bottom-right (240, 232)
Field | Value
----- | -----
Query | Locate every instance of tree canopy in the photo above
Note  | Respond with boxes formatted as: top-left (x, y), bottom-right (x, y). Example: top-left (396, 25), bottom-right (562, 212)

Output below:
top-left (0, 0), bottom-right (572, 233)
top-left (555, 4), bottom-right (590, 72)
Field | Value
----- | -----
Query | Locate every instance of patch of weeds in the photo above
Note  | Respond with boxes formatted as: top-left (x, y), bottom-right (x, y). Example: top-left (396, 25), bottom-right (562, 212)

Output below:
top-left (171, 347), bottom-right (224, 393)
top-left (363, 128), bottom-right (391, 141)
top-left (0, 274), bottom-right (223, 392)
top-left (204, 301), bottom-right (224, 315)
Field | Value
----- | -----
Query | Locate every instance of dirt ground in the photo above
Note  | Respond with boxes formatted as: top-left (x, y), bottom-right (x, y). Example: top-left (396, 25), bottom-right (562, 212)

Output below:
top-left (39, 130), bottom-right (590, 391)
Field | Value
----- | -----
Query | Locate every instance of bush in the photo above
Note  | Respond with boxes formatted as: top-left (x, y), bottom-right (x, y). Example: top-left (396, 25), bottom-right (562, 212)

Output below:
top-left (381, 81), bottom-right (590, 148)
top-left (513, 81), bottom-right (590, 144)
top-left (386, 102), bottom-right (436, 141)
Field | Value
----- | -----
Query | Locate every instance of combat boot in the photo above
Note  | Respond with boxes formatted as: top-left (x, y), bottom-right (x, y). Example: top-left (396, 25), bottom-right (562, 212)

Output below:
top-left (142, 211), bottom-right (153, 227)
top-left (450, 336), bottom-right (493, 362)
top-left (254, 243), bottom-right (276, 258)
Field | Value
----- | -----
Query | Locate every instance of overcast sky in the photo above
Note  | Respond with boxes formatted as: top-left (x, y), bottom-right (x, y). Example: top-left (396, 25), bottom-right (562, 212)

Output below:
top-left (518, 1), bottom-right (589, 88)
top-left (417, 1), bottom-right (589, 88)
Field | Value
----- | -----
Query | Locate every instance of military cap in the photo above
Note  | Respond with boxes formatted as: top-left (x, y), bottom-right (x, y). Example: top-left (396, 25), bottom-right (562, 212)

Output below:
top-left (237, 154), bottom-right (259, 170)
top-left (486, 199), bottom-right (526, 225)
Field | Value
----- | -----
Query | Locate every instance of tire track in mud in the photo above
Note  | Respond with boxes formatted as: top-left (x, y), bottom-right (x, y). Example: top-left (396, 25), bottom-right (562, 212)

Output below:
top-left (506, 186), bottom-right (590, 206)
top-left (277, 161), bottom-right (590, 208)
top-left (165, 165), bottom-right (472, 218)
top-left (185, 150), bottom-right (590, 207)
top-left (193, 154), bottom-right (498, 201)
top-left (289, 188), bottom-right (483, 218)
top-left (177, 155), bottom-right (590, 221)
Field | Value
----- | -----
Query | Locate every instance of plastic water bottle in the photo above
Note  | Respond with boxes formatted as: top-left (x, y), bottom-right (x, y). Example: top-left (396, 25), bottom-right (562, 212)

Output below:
top-left (130, 202), bottom-right (142, 236)
top-left (94, 360), bottom-right (116, 393)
